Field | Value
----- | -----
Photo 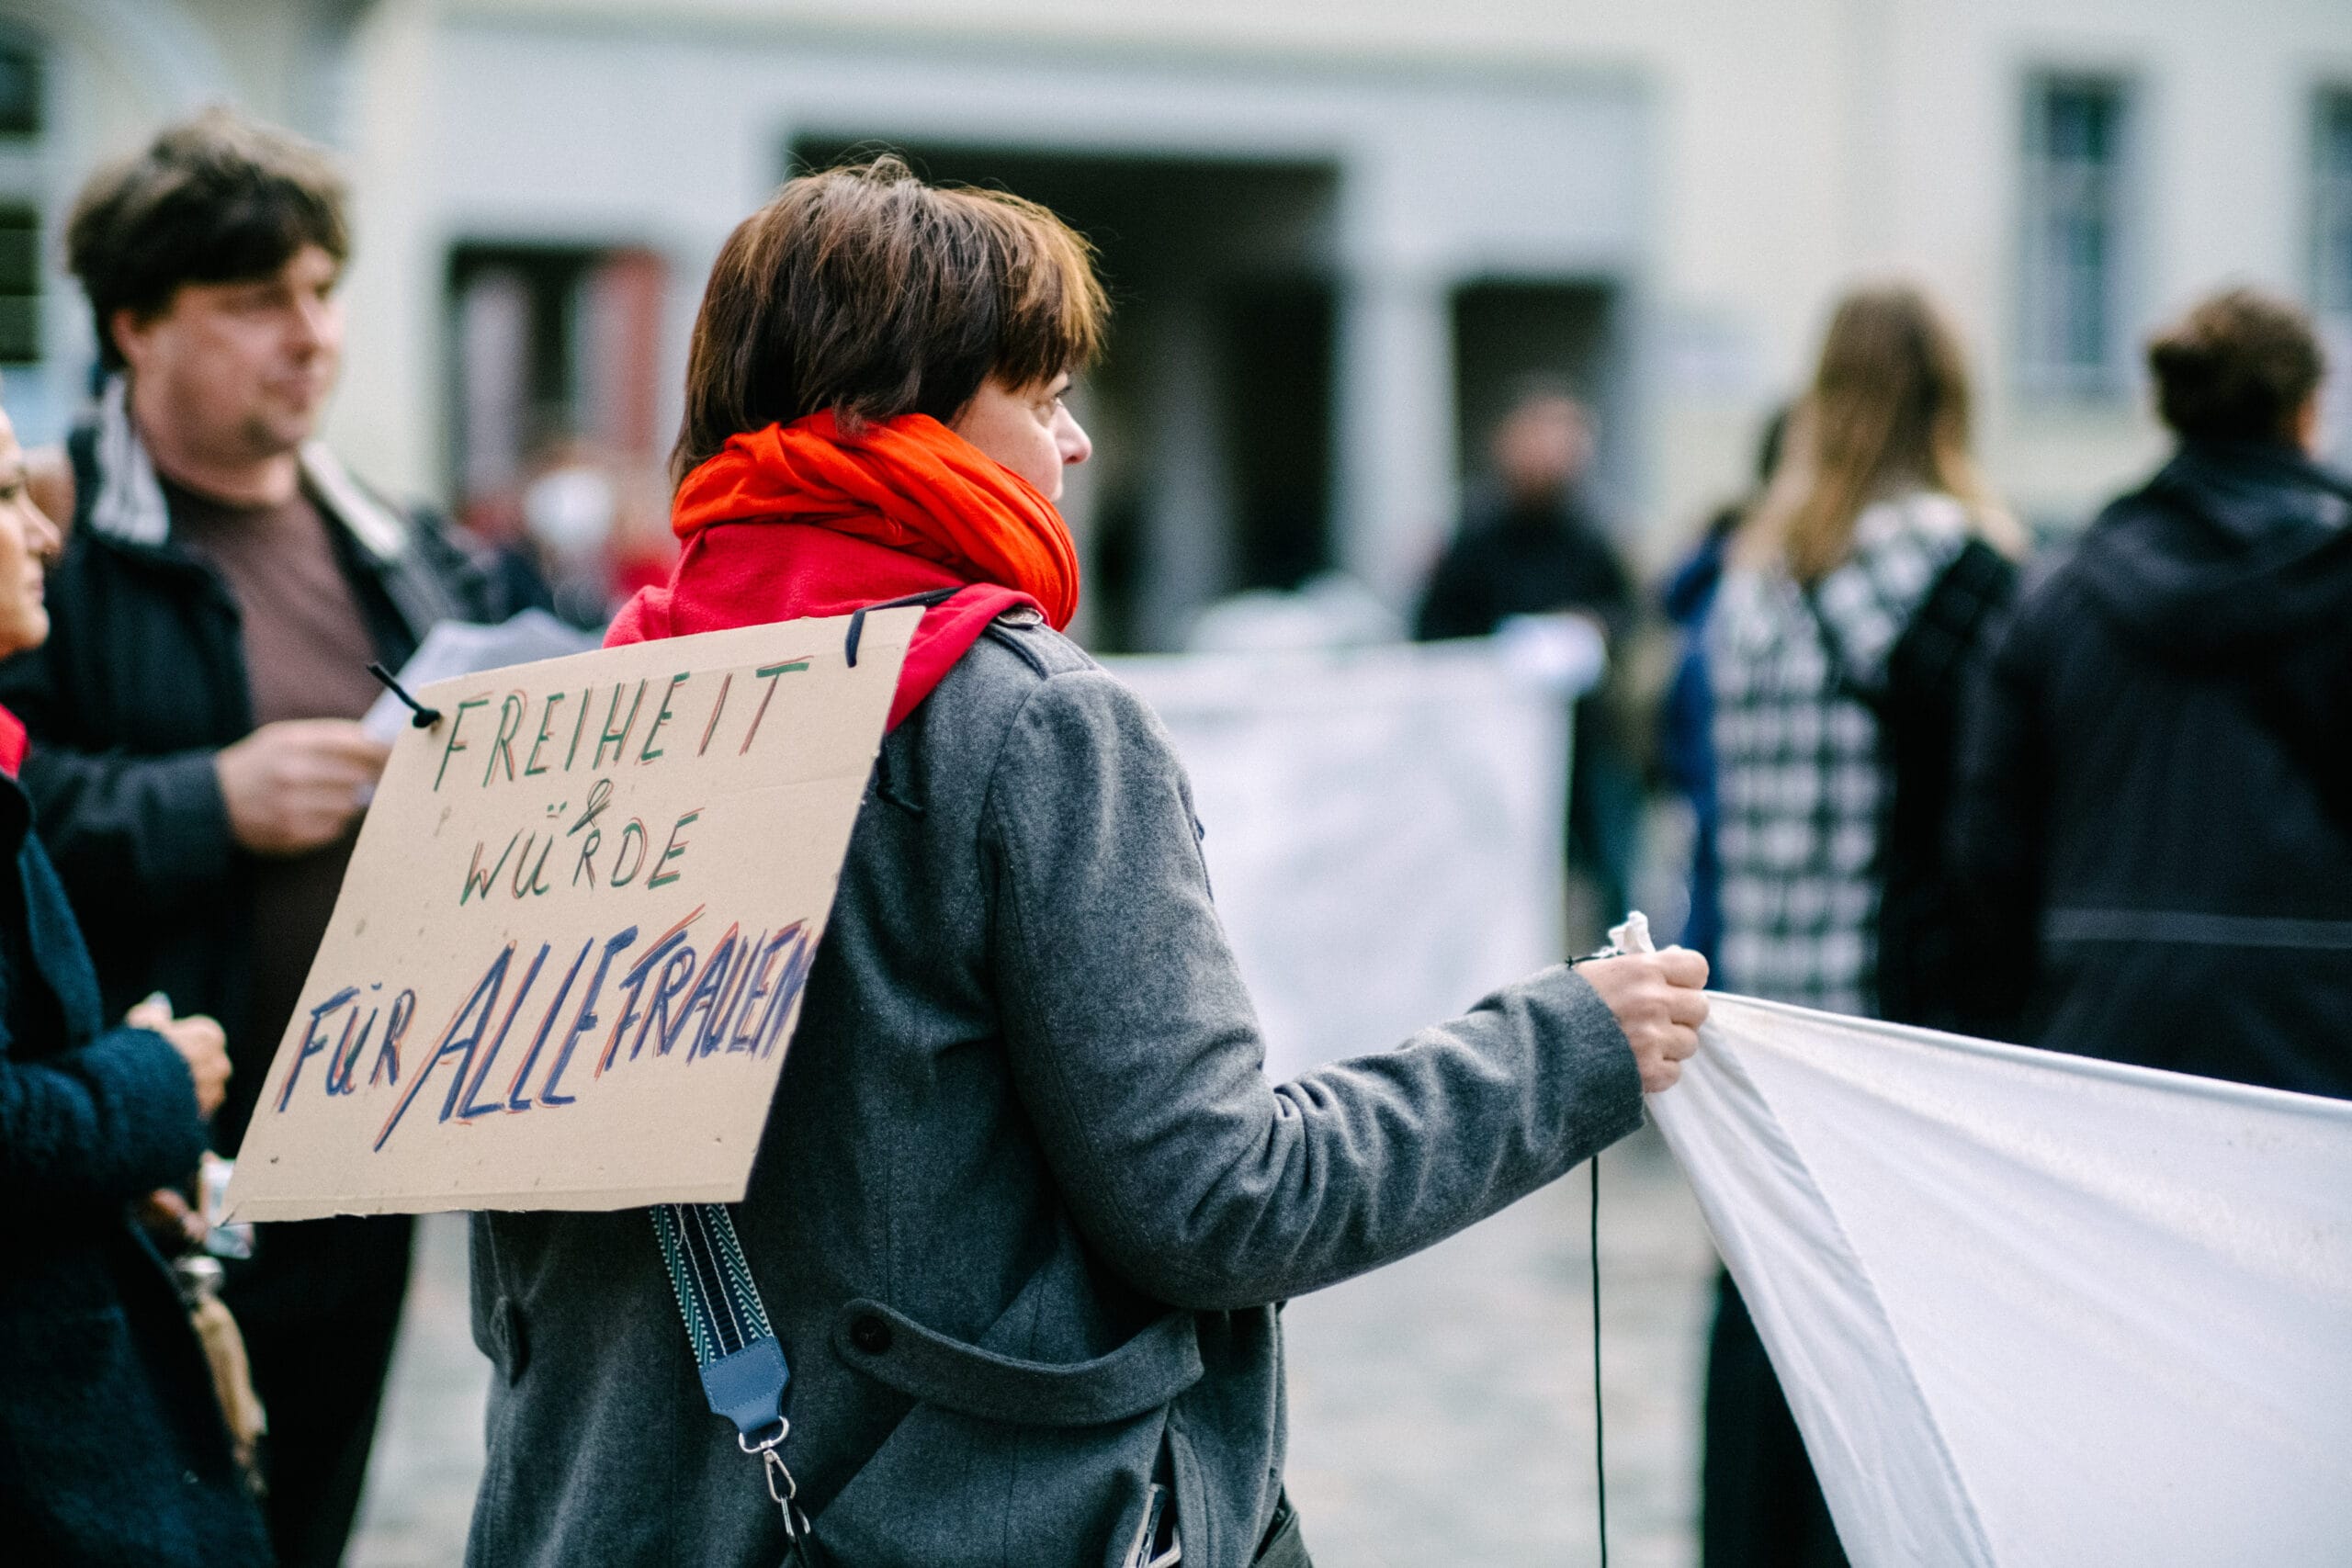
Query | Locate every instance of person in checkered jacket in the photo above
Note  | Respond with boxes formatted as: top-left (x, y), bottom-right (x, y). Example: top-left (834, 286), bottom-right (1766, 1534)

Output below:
top-left (1698, 282), bottom-right (2026, 1568)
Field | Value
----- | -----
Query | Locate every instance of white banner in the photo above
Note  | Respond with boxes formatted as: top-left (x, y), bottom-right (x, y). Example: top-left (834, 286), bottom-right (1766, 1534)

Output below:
top-left (1107, 640), bottom-right (1571, 1082)
top-left (1653, 994), bottom-right (2352, 1567)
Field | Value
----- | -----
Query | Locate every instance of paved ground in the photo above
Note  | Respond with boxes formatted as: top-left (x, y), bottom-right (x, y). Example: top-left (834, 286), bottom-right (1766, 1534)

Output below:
top-left (350, 1122), bottom-right (1718, 1567)
top-left (347, 1213), bottom-right (488, 1568)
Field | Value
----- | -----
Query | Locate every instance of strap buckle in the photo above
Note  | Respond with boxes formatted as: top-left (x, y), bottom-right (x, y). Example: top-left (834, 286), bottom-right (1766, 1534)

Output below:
top-left (655, 1202), bottom-right (810, 1542)
top-left (742, 1424), bottom-right (810, 1540)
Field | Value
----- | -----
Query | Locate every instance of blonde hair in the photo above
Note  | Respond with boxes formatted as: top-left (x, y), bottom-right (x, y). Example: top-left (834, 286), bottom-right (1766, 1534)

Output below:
top-left (1745, 283), bottom-right (2019, 583)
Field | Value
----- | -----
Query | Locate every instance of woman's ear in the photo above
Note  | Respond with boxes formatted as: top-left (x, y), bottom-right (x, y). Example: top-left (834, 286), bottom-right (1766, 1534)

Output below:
top-left (108, 306), bottom-right (153, 376)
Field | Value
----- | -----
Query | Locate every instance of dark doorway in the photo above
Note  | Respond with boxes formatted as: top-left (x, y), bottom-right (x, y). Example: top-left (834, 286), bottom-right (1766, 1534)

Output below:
top-left (1453, 279), bottom-right (1630, 527)
top-left (791, 139), bottom-right (1341, 650)
top-left (444, 243), bottom-right (673, 615)
top-left (1217, 281), bottom-right (1336, 595)
top-left (445, 244), bottom-right (667, 517)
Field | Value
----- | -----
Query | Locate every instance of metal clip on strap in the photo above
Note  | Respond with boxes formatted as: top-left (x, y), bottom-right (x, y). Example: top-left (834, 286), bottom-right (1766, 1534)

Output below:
top-left (653, 1202), bottom-right (809, 1540)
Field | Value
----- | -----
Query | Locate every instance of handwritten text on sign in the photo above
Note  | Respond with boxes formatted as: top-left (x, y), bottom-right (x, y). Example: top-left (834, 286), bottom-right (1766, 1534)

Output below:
top-left (227, 611), bottom-right (916, 1220)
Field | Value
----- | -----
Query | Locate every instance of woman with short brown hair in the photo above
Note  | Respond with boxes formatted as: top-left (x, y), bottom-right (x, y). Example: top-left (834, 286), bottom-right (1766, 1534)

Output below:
top-left (466, 158), bottom-right (1708, 1568)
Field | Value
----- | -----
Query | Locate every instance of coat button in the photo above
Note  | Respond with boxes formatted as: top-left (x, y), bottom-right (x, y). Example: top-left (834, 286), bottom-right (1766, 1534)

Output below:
top-left (849, 1314), bottom-right (892, 1354)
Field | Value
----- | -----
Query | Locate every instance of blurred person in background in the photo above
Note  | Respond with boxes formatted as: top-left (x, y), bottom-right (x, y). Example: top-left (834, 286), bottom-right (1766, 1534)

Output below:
top-left (517, 436), bottom-right (623, 628)
top-left (0, 386), bottom-right (270, 1567)
top-left (1416, 386), bottom-right (1642, 931)
top-left (1953, 288), bottom-right (2352, 1098)
top-left (1657, 405), bottom-right (1788, 964)
top-left (0, 107), bottom-right (507, 1567)
top-left (1702, 283), bottom-right (2024, 1567)
top-left (468, 158), bottom-right (1711, 1568)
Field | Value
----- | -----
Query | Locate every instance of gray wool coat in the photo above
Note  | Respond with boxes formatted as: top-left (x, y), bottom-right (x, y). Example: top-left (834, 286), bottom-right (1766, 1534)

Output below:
top-left (464, 614), bottom-right (1645, 1568)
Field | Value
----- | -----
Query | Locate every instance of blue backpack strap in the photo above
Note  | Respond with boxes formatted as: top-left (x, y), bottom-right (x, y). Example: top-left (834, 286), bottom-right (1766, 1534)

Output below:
top-left (652, 1201), bottom-right (809, 1540)
top-left (657, 584), bottom-right (978, 1547)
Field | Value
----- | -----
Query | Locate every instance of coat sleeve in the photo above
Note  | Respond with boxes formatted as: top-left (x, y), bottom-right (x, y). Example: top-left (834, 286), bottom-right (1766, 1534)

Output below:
top-left (0, 641), bottom-right (238, 912)
top-left (1413, 537), bottom-right (1492, 641)
top-left (1947, 608), bottom-right (2050, 1038)
top-left (1570, 526), bottom-right (1640, 648)
top-left (982, 668), bottom-right (1646, 1312)
top-left (0, 1025), bottom-right (207, 1206)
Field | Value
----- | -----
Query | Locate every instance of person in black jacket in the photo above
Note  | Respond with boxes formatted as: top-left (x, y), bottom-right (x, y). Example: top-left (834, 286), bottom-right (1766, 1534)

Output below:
top-left (0, 109), bottom-right (503, 1566)
top-left (1954, 288), bottom-right (2352, 1097)
top-left (0, 388), bottom-right (272, 1566)
top-left (1417, 388), bottom-right (1642, 926)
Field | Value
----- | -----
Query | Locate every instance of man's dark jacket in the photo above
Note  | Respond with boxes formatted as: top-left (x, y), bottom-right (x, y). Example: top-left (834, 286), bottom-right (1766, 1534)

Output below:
top-left (1417, 491), bottom-right (1643, 914)
top-left (1951, 441), bottom-right (2352, 1096)
top-left (0, 770), bottom-right (273, 1565)
top-left (0, 422), bottom-right (502, 1150)
top-left (1415, 492), bottom-right (1634, 643)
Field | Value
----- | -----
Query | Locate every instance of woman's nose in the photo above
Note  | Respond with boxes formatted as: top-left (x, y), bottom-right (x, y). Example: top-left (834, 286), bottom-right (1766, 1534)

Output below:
top-left (28, 502), bottom-right (62, 563)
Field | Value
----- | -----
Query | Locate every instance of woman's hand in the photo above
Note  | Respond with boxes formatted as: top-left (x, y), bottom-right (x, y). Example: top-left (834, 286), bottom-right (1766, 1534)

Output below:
top-left (1577, 947), bottom-right (1709, 1092)
top-left (129, 998), bottom-right (232, 1119)
top-left (135, 1186), bottom-right (210, 1253)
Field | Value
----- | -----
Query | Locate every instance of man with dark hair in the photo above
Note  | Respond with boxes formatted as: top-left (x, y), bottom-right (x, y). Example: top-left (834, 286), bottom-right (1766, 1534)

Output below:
top-left (1954, 287), bottom-right (2352, 1099)
top-left (0, 107), bottom-right (506, 1566)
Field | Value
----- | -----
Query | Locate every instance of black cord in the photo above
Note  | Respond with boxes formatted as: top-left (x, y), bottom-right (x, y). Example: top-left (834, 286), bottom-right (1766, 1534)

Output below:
top-left (843, 586), bottom-right (960, 667)
top-left (365, 661), bottom-right (442, 728)
top-left (1592, 1153), bottom-right (1609, 1568)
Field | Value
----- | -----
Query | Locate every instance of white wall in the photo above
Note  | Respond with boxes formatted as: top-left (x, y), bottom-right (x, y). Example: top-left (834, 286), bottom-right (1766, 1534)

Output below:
top-left (432, 0), bottom-right (2352, 561)
top-left (422, 15), bottom-right (1647, 602)
top-left (17, 0), bottom-right (2352, 573)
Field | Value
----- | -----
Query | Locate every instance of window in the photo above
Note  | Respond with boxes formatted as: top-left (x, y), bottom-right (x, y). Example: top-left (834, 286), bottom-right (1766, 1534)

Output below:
top-left (2020, 76), bottom-right (2132, 396)
top-left (2318, 91), bottom-right (2352, 318)
top-left (2315, 91), bottom-right (2352, 462)
top-left (0, 36), bottom-right (39, 141)
top-left (0, 31), bottom-right (41, 367)
top-left (0, 204), bottom-right (33, 364)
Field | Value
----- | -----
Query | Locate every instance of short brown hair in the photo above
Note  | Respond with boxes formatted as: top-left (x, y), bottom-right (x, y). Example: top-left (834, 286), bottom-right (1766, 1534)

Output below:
top-left (673, 157), bottom-right (1107, 480)
top-left (66, 107), bottom-right (348, 371)
top-left (2146, 288), bottom-right (2324, 446)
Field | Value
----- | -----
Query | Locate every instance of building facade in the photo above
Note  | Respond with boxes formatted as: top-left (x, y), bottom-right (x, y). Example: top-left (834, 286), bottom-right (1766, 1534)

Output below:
top-left (11, 0), bottom-right (2352, 645)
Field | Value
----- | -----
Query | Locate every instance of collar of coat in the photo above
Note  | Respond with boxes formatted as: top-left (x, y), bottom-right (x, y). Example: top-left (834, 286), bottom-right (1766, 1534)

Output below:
top-left (88, 374), bottom-right (413, 564)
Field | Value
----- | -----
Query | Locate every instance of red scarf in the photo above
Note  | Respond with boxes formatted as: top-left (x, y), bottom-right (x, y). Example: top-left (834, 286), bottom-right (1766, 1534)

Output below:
top-left (606, 412), bottom-right (1080, 729)
top-left (0, 702), bottom-right (25, 778)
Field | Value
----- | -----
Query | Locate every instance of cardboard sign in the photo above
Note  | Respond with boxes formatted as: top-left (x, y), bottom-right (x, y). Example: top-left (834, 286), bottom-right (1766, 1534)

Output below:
top-left (226, 609), bottom-right (916, 1221)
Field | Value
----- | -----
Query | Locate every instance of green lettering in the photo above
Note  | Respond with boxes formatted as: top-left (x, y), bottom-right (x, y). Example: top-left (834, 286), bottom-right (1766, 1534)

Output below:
top-left (435, 697), bottom-right (491, 792)
top-left (524, 692), bottom-right (567, 776)
top-left (639, 672), bottom-right (691, 763)
top-left (738, 660), bottom-right (810, 755)
top-left (483, 693), bottom-right (525, 786)
top-left (610, 818), bottom-right (649, 886)
top-left (647, 809), bottom-right (700, 890)
top-left (594, 680), bottom-right (647, 770)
